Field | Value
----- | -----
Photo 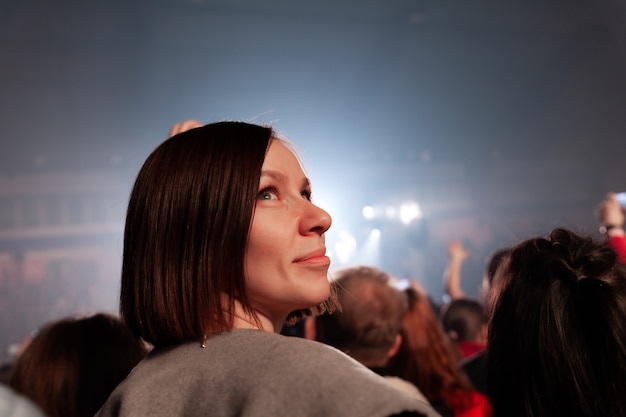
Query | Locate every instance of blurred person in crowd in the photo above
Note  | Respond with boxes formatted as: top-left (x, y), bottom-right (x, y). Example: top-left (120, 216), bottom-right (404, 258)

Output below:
top-left (387, 282), bottom-right (490, 417)
top-left (9, 313), bottom-right (148, 417)
top-left (96, 120), bottom-right (440, 417)
top-left (440, 299), bottom-right (486, 360)
top-left (486, 228), bottom-right (626, 417)
top-left (441, 241), bottom-right (510, 396)
top-left (312, 265), bottom-right (430, 404)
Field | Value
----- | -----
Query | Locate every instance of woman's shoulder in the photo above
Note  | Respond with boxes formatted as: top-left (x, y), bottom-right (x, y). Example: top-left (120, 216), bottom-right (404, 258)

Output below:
top-left (244, 330), bottom-right (370, 369)
top-left (98, 330), bottom-right (441, 417)
top-left (249, 332), bottom-right (441, 417)
top-left (112, 330), bottom-right (361, 379)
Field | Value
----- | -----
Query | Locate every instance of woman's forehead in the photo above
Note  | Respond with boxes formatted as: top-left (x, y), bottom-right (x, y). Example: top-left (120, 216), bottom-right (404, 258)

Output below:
top-left (263, 139), bottom-right (308, 177)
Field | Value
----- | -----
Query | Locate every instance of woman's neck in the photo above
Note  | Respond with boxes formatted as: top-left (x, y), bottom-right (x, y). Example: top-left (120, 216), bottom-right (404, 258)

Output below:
top-left (231, 300), bottom-right (282, 333)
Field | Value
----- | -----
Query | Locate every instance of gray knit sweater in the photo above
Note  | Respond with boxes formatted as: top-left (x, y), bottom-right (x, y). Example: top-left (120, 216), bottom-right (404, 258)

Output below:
top-left (96, 329), bottom-right (441, 417)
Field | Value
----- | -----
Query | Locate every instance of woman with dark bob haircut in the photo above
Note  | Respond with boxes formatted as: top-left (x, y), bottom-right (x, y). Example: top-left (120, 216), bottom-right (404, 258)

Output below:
top-left (96, 120), bottom-right (440, 417)
top-left (486, 227), bottom-right (626, 417)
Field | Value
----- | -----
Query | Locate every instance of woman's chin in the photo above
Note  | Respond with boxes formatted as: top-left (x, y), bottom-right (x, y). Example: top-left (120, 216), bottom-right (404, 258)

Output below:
top-left (303, 285), bottom-right (331, 308)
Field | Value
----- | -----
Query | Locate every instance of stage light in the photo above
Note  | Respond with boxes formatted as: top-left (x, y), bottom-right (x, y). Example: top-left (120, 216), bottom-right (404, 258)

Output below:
top-left (362, 205), bottom-right (375, 220)
top-left (399, 201), bottom-right (423, 225)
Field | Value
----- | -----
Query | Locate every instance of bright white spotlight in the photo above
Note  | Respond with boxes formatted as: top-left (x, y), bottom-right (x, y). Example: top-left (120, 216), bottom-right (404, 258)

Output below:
top-left (370, 228), bottom-right (381, 239)
top-left (399, 202), bottom-right (423, 225)
top-left (362, 205), bottom-right (375, 220)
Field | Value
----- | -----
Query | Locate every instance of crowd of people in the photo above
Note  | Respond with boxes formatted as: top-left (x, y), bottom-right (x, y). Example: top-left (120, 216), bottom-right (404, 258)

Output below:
top-left (1, 119), bottom-right (626, 417)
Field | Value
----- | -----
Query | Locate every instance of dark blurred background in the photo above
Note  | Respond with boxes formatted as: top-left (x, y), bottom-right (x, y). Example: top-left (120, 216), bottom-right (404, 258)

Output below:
top-left (1, 0), bottom-right (626, 361)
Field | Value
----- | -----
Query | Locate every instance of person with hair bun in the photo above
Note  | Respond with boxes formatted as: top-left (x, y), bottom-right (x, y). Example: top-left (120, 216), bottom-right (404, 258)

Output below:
top-left (486, 228), bottom-right (626, 417)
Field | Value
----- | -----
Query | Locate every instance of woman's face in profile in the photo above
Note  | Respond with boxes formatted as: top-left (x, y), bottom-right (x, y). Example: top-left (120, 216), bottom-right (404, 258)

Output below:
top-left (244, 140), bottom-right (333, 325)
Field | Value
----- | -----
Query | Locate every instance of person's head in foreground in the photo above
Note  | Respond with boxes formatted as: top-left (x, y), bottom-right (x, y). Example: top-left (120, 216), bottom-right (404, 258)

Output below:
top-left (122, 121), bottom-right (338, 343)
top-left (486, 227), bottom-right (626, 417)
top-left (9, 313), bottom-right (148, 417)
top-left (97, 120), bottom-right (441, 417)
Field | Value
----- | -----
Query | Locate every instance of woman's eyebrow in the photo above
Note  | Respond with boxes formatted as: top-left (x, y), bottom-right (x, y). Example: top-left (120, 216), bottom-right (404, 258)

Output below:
top-left (260, 170), bottom-right (311, 189)
top-left (260, 169), bottom-right (284, 181)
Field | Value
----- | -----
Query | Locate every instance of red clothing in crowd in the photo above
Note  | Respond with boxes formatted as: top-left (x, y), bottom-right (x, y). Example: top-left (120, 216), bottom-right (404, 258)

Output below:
top-left (452, 340), bottom-right (489, 416)
top-left (457, 341), bottom-right (485, 359)
top-left (608, 235), bottom-right (626, 264)
top-left (442, 389), bottom-right (492, 417)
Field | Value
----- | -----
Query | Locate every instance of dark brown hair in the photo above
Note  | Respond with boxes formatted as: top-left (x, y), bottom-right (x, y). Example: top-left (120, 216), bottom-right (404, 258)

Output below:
top-left (487, 228), bottom-right (626, 417)
top-left (440, 298), bottom-right (485, 343)
top-left (9, 313), bottom-right (148, 417)
top-left (122, 121), bottom-right (336, 346)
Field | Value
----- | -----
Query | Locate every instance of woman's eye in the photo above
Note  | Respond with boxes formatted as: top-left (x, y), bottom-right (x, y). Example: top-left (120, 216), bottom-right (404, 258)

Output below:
top-left (258, 187), bottom-right (278, 200)
top-left (301, 190), bottom-right (312, 201)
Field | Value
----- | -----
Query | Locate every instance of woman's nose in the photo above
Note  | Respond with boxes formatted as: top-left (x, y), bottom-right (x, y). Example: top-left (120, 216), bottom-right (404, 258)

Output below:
top-left (302, 203), bottom-right (332, 235)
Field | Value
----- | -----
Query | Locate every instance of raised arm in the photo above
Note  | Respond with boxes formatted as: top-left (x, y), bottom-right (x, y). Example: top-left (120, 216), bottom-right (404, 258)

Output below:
top-left (167, 119), bottom-right (203, 138)
top-left (443, 241), bottom-right (470, 300)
